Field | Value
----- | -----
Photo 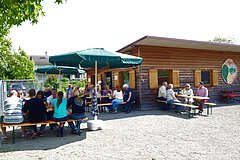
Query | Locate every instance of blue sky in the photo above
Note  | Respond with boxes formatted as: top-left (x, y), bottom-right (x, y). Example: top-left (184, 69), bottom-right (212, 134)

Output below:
top-left (10, 0), bottom-right (240, 55)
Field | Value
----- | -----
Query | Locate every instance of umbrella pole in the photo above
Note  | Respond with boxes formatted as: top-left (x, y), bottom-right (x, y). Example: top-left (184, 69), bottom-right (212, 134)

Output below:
top-left (59, 69), bottom-right (62, 90)
top-left (95, 61), bottom-right (98, 92)
top-left (94, 60), bottom-right (98, 120)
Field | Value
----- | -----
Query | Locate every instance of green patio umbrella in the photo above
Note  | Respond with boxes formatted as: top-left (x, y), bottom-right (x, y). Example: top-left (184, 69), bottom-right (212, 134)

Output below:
top-left (49, 48), bottom-right (143, 68)
top-left (49, 48), bottom-right (142, 119)
top-left (49, 48), bottom-right (142, 90)
top-left (35, 66), bottom-right (85, 89)
top-left (35, 66), bottom-right (85, 75)
top-left (111, 52), bottom-right (143, 68)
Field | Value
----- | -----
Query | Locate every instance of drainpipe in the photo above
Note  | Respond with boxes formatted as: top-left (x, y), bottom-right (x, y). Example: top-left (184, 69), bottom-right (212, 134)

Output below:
top-left (137, 47), bottom-right (142, 111)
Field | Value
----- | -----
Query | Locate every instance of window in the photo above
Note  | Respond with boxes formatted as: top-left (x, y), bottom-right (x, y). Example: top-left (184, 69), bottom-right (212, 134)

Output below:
top-left (158, 70), bottom-right (169, 86)
top-left (194, 69), bottom-right (218, 86)
top-left (149, 69), bottom-right (180, 89)
top-left (123, 71), bottom-right (130, 86)
top-left (201, 70), bottom-right (211, 85)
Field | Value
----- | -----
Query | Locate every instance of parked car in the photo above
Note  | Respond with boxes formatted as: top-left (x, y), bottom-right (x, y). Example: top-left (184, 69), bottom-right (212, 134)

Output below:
top-left (9, 83), bottom-right (27, 95)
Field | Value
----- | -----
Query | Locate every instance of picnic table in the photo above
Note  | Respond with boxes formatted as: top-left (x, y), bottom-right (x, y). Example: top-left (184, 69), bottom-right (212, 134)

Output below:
top-left (176, 95), bottom-right (215, 116)
top-left (86, 95), bottom-right (111, 99)
top-left (177, 94), bottom-right (210, 100)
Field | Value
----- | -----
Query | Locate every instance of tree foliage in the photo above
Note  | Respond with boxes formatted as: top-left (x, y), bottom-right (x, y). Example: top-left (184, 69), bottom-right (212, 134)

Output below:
top-left (210, 37), bottom-right (236, 44)
top-left (0, 0), bottom-right (64, 80)
top-left (0, 0), bottom-right (64, 38)
top-left (44, 75), bottom-right (59, 89)
top-left (0, 36), bottom-right (35, 80)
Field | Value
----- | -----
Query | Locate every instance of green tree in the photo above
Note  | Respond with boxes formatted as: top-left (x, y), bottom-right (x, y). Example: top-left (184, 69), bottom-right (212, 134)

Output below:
top-left (210, 37), bottom-right (236, 44)
top-left (0, 35), bottom-right (12, 79)
top-left (0, 0), bottom-right (64, 38)
top-left (44, 75), bottom-right (59, 89)
top-left (0, 0), bottom-right (64, 80)
top-left (0, 37), bottom-right (35, 80)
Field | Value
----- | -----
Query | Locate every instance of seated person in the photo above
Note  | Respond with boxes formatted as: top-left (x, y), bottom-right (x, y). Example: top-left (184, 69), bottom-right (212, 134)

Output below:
top-left (36, 90), bottom-right (48, 136)
top-left (196, 82), bottom-right (208, 114)
top-left (44, 87), bottom-right (52, 98)
top-left (46, 89), bottom-right (58, 130)
top-left (22, 89), bottom-right (47, 139)
top-left (111, 85), bottom-right (123, 113)
top-left (1, 90), bottom-right (24, 141)
top-left (182, 83), bottom-right (194, 105)
top-left (66, 84), bottom-right (73, 99)
top-left (96, 84), bottom-right (102, 97)
top-left (123, 84), bottom-right (135, 114)
top-left (67, 90), bottom-right (86, 134)
top-left (102, 85), bottom-right (113, 96)
top-left (52, 91), bottom-right (68, 137)
top-left (101, 85), bottom-right (113, 103)
top-left (166, 84), bottom-right (181, 112)
top-left (158, 82), bottom-right (168, 101)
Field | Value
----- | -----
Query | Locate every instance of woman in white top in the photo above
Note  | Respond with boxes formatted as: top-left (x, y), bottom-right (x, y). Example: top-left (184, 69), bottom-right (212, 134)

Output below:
top-left (183, 83), bottom-right (194, 104)
top-left (166, 84), bottom-right (180, 103)
top-left (111, 85), bottom-right (123, 113)
top-left (166, 84), bottom-right (181, 112)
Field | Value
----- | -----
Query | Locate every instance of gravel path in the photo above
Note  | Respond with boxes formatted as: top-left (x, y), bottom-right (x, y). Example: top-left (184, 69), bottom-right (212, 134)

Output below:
top-left (0, 104), bottom-right (239, 160)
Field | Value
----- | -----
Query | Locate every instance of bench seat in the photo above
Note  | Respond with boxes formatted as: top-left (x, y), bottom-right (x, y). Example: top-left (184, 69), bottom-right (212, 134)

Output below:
top-left (2, 118), bottom-right (88, 144)
top-left (204, 103), bottom-right (217, 115)
top-left (172, 103), bottom-right (198, 117)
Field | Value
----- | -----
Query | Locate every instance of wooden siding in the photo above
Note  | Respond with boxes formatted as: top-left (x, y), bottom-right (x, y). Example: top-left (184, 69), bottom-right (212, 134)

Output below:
top-left (86, 45), bottom-right (239, 110)
top-left (132, 45), bottom-right (240, 110)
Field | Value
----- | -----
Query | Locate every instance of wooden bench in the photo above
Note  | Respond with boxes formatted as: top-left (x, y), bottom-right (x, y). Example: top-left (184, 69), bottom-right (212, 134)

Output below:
top-left (2, 118), bottom-right (88, 144)
top-left (221, 90), bottom-right (240, 103)
top-left (204, 102), bottom-right (217, 115)
top-left (157, 100), bottom-right (168, 110)
top-left (87, 102), bottom-right (128, 112)
top-left (172, 103), bottom-right (199, 117)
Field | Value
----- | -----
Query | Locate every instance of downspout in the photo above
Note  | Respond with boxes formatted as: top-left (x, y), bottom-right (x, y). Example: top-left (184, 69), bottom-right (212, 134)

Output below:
top-left (137, 47), bottom-right (142, 111)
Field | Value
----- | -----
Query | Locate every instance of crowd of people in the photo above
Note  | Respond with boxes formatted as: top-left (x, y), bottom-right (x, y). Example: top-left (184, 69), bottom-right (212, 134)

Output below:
top-left (1, 86), bottom-right (87, 141)
top-left (158, 81), bottom-right (208, 114)
top-left (84, 83), bottom-right (135, 114)
top-left (0, 83), bottom-right (135, 141)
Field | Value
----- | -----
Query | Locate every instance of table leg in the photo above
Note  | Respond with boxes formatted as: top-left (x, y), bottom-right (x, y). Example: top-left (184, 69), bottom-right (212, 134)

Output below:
top-left (76, 121), bottom-right (82, 136)
top-left (12, 126), bottom-right (15, 144)
top-left (207, 106), bottom-right (209, 115)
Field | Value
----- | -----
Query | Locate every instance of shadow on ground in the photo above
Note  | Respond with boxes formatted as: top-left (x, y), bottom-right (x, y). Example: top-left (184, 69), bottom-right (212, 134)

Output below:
top-left (0, 103), bottom-right (238, 152)
top-left (0, 126), bottom-right (87, 152)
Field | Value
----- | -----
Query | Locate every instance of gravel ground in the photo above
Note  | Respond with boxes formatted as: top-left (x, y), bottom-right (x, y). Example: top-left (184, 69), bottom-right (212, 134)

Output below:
top-left (0, 104), bottom-right (239, 160)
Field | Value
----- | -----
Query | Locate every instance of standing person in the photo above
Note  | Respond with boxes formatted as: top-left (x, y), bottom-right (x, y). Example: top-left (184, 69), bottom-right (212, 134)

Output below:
top-left (67, 89), bottom-right (86, 134)
top-left (182, 83), bottom-right (194, 105)
top-left (123, 84), bottom-right (134, 114)
top-left (52, 91), bottom-right (68, 137)
top-left (22, 89), bottom-right (47, 139)
top-left (196, 82), bottom-right (209, 114)
top-left (111, 85), bottom-right (123, 113)
top-left (46, 89), bottom-right (58, 130)
top-left (158, 82), bottom-right (168, 101)
top-left (66, 84), bottom-right (73, 99)
top-left (1, 90), bottom-right (24, 141)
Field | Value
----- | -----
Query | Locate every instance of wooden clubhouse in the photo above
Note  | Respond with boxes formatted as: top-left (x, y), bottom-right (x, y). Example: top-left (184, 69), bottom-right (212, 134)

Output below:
top-left (86, 36), bottom-right (240, 110)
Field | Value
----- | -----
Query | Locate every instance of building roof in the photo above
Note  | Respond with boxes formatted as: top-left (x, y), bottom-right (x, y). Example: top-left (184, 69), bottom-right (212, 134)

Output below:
top-left (30, 55), bottom-right (51, 66)
top-left (117, 36), bottom-right (240, 53)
